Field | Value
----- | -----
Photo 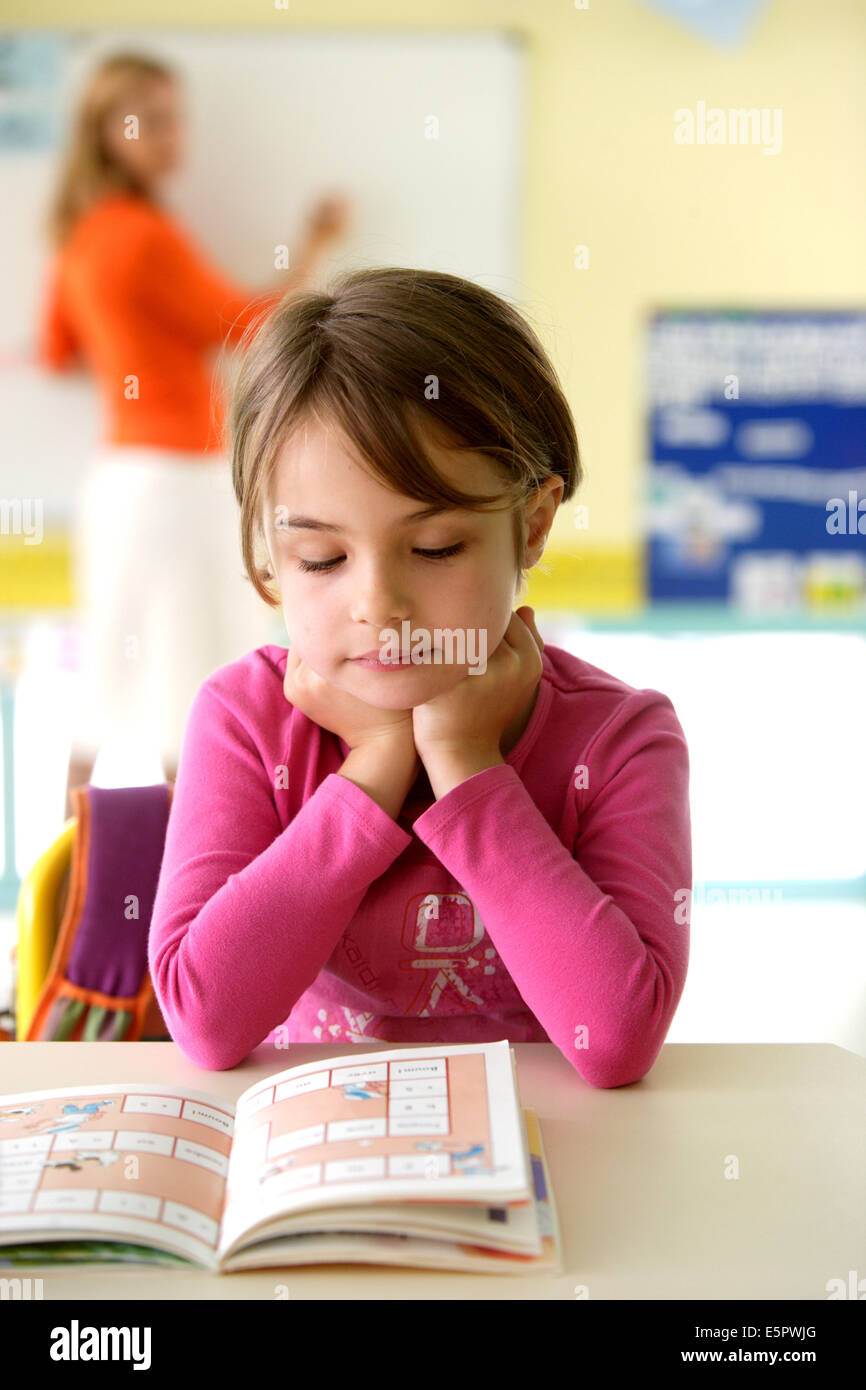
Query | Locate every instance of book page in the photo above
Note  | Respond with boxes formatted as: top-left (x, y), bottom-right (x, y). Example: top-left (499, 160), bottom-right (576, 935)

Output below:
top-left (222, 1108), bottom-right (561, 1275)
top-left (0, 1083), bottom-right (234, 1269)
top-left (220, 1040), bottom-right (530, 1257)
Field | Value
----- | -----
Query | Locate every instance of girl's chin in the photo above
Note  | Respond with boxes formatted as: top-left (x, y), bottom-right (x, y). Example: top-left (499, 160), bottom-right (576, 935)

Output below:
top-left (346, 665), bottom-right (462, 702)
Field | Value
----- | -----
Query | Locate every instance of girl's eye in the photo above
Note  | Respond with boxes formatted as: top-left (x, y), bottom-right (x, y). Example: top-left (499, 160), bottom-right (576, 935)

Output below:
top-left (297, 542), bottom-right (465, 574)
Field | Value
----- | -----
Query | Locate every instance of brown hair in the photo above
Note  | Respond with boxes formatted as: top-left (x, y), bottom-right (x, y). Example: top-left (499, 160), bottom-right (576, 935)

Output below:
top-left (45, 52), bottom-right (177, 250)
top-left (227, 266), bottom-right (582, 607)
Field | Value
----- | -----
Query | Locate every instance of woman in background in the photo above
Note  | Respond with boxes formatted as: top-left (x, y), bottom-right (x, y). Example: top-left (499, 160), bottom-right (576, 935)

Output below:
top-left (36, 52), bottom-right (350, 816)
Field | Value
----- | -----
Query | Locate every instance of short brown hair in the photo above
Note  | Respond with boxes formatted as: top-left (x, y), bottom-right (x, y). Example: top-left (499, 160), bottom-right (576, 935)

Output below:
top-left (227, 266), bottom-right (582, 608)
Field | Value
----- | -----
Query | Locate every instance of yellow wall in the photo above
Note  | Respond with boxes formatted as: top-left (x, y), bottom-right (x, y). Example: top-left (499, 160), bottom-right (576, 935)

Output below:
top-left (9, 0), bottom-right (866, 611)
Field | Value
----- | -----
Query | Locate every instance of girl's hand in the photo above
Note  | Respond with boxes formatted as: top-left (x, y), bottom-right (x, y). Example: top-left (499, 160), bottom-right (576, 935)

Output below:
top-left (412, 607), bottom-right (545, 759)
top-left (283, 647), bottom-right (416, 754)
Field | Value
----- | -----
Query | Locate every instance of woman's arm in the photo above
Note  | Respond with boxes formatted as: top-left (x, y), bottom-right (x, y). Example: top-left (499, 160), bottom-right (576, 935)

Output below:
top-left (263, 195), bottom-right (352, 297)
top-left (131, 212), bottom-right (282, 347)
top-left (35, 263), bottom-right (82, 371)
top-left (130, 198), bottom-right (345, 351)
top-left (148, 676), bottom-right (413, 1071)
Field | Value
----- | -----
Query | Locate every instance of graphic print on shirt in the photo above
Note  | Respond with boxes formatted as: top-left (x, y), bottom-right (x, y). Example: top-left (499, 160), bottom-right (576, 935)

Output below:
top-left (310, 1005), bottom-right (381, 1043)
top-left (400, 892), bottom-right (498, 1017)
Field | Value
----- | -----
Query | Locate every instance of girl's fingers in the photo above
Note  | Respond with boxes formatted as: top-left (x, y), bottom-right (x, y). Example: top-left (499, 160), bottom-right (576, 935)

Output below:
top-left (515, 606), bottom-right (544, 654)
top-left (499, 611), bottom-right (523, 652)
top-left (283, 648), bottom-right (303, 698)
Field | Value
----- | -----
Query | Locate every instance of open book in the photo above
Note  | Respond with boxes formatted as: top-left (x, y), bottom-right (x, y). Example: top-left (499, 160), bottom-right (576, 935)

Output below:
top-left (0, 1040), bottom-right (562, 1274)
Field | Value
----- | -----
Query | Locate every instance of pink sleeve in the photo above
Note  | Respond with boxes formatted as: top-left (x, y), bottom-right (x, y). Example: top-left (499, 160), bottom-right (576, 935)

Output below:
top-left (411, 691), bottom-right (692, 1089)
top-left (148, 681), bottom-right (412, 1070)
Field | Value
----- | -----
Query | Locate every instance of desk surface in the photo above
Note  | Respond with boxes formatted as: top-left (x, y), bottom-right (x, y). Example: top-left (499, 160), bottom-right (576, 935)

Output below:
top-left (1, 1041), bottom-right (863, 1300)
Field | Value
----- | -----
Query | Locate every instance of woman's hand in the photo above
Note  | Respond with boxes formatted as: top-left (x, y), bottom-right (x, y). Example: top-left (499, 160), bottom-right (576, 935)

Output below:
top-left (412, 606), bottom-right (545, 762)
top-left (306, 194), bottom-right (352, 245)
top-left (283, 647), bottom-right (416, 755)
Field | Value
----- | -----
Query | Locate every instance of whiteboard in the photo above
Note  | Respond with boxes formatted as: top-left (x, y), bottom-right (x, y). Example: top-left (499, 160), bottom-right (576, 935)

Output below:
top-left (0, 28), bottom-right (525, 517)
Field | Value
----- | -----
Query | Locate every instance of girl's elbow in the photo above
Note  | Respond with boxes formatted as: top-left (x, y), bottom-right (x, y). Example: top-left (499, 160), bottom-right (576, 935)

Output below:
top-left (154, 1010), bottom-right (247, 1072)
top-left (184, 1039), bottom-right (246, 1072)
top-left (568, 1051), bottom-right (655, 1089)
top-left (584, 1060), bottom-right (655, 1089)
top-left (563, 1019), bottom-right (669, 1088)
top-left (147, 949), bottom-right (241, 1070)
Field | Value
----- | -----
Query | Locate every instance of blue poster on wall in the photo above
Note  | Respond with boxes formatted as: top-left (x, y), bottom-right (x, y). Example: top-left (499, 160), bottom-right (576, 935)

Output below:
top-left (0, 35), bottom-right (65, 151)
top-left (637, 0), bottom-right (769, 49)
top-left (645, 310), bottom-right (866, 608)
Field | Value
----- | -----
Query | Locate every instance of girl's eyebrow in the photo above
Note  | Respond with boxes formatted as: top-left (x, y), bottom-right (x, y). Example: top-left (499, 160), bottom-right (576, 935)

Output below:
top-left (278, 505), bottom-right (460, 535)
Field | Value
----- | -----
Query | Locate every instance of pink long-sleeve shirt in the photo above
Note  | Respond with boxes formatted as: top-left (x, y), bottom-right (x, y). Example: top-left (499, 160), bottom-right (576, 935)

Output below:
top-left (148, 640), bottom-right (692, 1087)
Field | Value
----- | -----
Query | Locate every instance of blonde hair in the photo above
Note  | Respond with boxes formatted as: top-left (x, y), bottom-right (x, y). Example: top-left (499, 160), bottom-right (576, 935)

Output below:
top-left (45, 51), bottom-right (177, 250)
top-left (228, 266), bottom-right (582, 608)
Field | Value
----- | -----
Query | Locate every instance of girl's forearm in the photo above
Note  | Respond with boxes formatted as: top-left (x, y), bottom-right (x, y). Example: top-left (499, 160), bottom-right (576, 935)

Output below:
top-left (149, 765), bottom-right (414, 1070)
top-left (337, 741), bottom-right (420, 821)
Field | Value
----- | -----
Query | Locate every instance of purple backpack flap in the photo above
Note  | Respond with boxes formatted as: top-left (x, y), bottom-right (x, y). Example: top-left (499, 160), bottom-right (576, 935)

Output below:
top-left (26, 783), bottom-right (174, 1042)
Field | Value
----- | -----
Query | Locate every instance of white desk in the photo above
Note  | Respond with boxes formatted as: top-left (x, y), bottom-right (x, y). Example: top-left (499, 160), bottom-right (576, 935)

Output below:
top-left (0, 1041), bottom-right (863, 1300)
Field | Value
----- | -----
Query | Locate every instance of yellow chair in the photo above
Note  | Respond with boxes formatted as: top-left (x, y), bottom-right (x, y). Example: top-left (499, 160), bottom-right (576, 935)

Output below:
top-left (14, 818), bottom-right (77, 1039)
top-left (10, 783), bottom-right (173, 1042)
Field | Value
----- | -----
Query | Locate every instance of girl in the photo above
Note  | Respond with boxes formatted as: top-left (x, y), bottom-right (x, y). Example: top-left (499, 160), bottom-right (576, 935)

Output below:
top-left (36, 51), bottom-right (350, 813)
top-left (148, 266), bottom-right (692, 1089)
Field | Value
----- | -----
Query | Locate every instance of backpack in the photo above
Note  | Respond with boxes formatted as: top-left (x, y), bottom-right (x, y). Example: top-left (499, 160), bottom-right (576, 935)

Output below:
top-left (23, 783), bottom-right (174, 1041)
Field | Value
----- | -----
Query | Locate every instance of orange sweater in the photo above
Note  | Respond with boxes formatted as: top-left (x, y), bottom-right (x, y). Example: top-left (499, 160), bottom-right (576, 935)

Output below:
top-left (36, 193), bottom-right (285, 454)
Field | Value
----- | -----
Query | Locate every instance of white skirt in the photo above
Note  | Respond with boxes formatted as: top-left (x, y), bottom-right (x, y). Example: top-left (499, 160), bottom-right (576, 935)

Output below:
top-left (69, 445), bottom-right (282, 769)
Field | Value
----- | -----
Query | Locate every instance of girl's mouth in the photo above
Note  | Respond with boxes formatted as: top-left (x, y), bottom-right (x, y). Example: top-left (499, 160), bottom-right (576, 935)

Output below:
top-left (350, 649), bottom-right (443, 670)
top-left (350, 653), bottom-right (416, 669)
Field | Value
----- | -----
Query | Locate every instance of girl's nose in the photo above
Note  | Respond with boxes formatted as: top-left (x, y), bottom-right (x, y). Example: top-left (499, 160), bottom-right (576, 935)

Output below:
top-left (349, 559), bottom-right (412, 630)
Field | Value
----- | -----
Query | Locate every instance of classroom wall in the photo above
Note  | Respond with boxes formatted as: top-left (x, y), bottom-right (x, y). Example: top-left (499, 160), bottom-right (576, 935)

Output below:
top-left (10, 0), bottom-right (866, 610)
top-left (1, 27), bottom-right (525, 616)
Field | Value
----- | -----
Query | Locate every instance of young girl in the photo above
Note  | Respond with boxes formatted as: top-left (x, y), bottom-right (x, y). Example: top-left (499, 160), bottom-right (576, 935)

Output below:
top-left (148, 266), bottom-right (692, 1088)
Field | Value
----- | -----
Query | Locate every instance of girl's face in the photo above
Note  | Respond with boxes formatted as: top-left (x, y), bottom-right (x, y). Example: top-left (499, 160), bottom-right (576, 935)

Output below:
top-left (262, 413), bottom-right (535, 709)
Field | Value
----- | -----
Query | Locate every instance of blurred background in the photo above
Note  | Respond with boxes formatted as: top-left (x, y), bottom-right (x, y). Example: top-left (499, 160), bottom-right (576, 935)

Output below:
top-left (0, 0), bottom-right (864, 1053)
